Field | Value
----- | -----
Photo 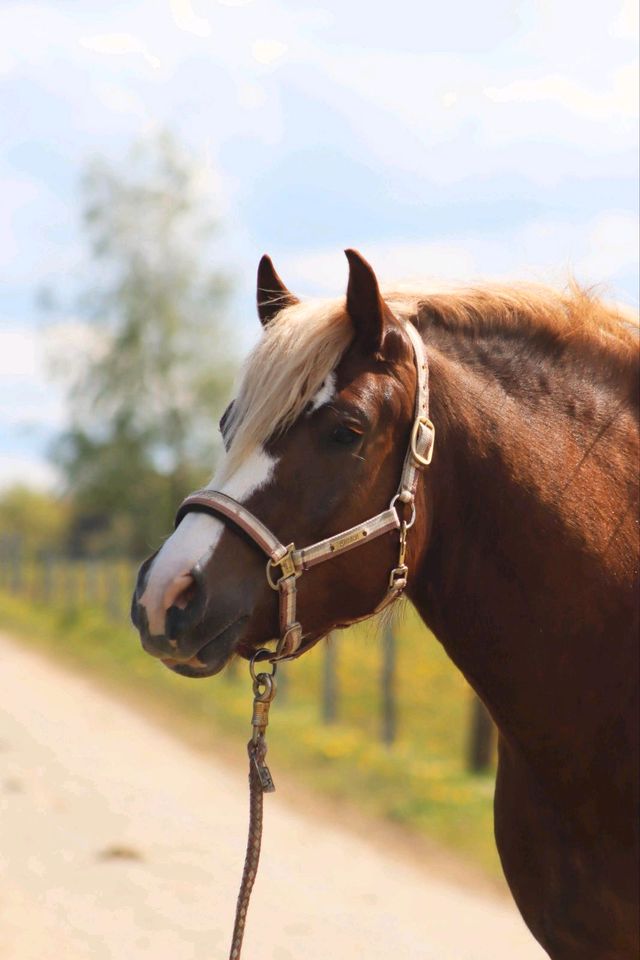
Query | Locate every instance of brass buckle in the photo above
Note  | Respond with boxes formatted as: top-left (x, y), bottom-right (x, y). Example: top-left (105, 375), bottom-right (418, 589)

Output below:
top-left (389, 564), bottom-right (408, 589)
top-left (275, 622), bottom-right (302, 659)
top-left (266, 544), bottom-right (297, 590)
top-left (410, 416), bottom-right (435, 466)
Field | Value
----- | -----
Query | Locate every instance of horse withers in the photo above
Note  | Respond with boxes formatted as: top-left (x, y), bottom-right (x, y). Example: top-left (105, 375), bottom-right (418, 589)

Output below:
top-left (131, 250), bottom-right (639, 960)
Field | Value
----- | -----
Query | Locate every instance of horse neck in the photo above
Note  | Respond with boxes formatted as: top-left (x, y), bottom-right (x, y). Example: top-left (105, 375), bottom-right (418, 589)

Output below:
top-left (410, 323), bottom-right (638, 780)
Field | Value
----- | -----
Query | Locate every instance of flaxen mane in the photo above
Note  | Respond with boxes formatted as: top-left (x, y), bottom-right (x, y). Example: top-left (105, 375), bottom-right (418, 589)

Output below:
top-left (222, 282), bottom-right (637, 475)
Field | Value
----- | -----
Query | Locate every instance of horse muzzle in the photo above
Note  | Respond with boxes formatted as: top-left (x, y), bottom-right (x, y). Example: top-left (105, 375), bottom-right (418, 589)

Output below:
top-left (131, 554), bottom-right (255, 678)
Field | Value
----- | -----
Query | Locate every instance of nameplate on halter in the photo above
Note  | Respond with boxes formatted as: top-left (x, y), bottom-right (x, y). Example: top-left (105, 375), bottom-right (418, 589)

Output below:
top-left (330, 529), bottom-right (368, 552)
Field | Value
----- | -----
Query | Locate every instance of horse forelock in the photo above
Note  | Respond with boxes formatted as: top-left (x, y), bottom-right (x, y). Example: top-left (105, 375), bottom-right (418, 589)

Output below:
top-left (220, 297), bottom-right (354, 480)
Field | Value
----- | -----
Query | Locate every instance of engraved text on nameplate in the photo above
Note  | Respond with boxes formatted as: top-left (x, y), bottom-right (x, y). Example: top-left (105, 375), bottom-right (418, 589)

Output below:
top-left (330, 529), bottom-right (368, 552)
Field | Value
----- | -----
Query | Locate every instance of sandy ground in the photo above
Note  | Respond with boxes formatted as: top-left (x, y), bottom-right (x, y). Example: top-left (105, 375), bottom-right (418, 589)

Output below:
top-left (0, 631), bottom-right (548, 959)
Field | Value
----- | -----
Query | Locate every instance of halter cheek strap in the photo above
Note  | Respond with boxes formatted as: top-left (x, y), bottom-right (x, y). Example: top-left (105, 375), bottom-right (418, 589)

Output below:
top-left (175, 322), bottom-right (435, 662)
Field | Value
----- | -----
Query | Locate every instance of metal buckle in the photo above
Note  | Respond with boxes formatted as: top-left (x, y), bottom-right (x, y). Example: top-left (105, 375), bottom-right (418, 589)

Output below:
top-left (275, 622), bottom-right (302, 659)
top-left (389, 565), bottom-right (408, 589)
top-left (410, 416), bottom-right (435, 466)
top-left (266, 544), bottom-right (297, 590)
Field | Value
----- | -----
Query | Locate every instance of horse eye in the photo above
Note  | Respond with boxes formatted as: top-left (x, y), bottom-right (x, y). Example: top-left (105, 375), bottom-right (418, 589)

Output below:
top-left (330, 424), bottom-right (361, 445)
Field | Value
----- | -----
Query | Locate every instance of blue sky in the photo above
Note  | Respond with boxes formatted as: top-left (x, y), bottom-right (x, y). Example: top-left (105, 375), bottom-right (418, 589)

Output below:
top-left (0, 0), bottom-right (638, 489)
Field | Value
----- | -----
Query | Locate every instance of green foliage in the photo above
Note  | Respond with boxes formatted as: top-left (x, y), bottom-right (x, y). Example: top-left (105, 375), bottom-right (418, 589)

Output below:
top-left (53, 423), bottom-right (202, 556)
top-left (50, 132), bottom-right (235, 555)
top-left (0, 486), bottom-right (70, 555)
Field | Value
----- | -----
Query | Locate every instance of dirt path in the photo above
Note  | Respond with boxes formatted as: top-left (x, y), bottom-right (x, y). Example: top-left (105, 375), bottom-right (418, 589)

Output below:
top-left (0, 632), bottom-right (547, 959)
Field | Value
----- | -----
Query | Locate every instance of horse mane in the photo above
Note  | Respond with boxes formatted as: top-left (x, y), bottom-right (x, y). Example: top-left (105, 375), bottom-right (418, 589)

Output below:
top-left (222, 281), bottom-right (638, 476)
top-left (389, 282), bottom-right (638, 356)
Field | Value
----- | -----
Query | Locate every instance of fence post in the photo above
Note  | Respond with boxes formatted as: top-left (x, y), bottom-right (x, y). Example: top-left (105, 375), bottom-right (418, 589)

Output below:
top-left (467, 695), bottom-right (495, 772)
top-left (65, 561), bottom-right (76, 608)
top-left (10, 536), bottom-right (23, 594)
top-left (380, 624), bottom-right (397, 746)
top-left (321, 634), bottom-right (338, 723)
top-left (41, 554), bottom-right (54, 603)
top-left (106, 564), bottom-right (122, 620)
top-left (84, 560), bottom-right (98, 605)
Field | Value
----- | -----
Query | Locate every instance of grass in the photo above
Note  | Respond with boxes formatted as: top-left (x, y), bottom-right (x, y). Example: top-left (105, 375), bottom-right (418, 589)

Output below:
top-left (0, 572), bottom-right (501, 879)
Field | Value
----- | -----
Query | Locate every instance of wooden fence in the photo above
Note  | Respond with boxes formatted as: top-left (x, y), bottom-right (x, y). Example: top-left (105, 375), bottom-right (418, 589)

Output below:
top-left (0, 541), bottom-right (496, 772)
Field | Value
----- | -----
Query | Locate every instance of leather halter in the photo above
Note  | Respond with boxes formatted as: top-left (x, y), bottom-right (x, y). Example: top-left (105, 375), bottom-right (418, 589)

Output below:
top-left (175, 322), bottom-right (435, 662)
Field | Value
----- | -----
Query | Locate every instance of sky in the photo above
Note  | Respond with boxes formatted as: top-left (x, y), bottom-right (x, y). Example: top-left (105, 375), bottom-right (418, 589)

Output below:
top-left (0, 0), bottom-right (638, 490)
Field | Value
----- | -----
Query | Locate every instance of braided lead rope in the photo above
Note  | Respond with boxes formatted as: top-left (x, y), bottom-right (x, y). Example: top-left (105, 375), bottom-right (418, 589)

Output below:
top-left (228, 664), bottom-right (277, 960)
top-left (228, 737), bottom-right (268, 959)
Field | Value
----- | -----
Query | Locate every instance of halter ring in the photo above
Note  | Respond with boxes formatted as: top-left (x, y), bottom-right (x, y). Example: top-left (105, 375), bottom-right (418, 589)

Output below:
top-left (390, 493), bottom-right (417, 529)
top-left (250, 650), bottom-right (278, 684)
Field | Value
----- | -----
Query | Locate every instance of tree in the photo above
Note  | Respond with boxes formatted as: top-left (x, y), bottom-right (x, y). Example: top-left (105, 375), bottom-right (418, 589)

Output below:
top-left (51, 132), bottom-right (234, 556)
top-left (0, 486), bottom-right (70, 557)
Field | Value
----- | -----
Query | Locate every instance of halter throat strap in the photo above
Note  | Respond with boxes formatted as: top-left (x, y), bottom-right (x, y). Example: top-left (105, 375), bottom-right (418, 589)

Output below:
top-left (175, 321), bottom-right (435, 661)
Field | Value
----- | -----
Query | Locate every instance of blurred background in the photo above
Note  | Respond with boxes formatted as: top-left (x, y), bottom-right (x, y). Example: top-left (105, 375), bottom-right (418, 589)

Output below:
top-left (0, 0), bottom-right (638, 906)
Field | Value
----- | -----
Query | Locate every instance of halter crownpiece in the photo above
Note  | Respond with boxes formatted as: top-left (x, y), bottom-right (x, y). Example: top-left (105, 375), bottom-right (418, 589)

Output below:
top-left (175, 321), bottom-right (435, 662)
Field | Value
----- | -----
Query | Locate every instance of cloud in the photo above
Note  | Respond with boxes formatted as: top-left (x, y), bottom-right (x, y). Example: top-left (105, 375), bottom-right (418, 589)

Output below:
top-left (0, 326), bottom-right (41, 379)
top-left (95, 82), bottom-right (150, 120)
top-left (251, 38), bottom-right (288, 65)
top-left (0, 324), bottom-right (64, 430)
top-left (484, 62), bottom-right (638, 121)
top-left (0, 453), bottom-right (60, 492)
top-left (611, 0), bottom-right (639, 39)
top-left (0, 164), bottom-right (81, 287)
top-left (79, 32), bottom-right (161, 70)
top-left (577, 211), bottom-right (640, 282)
top-left (281, 210), bottom-right (639, 306)
top-left (285, 0), bottom-right (637, 188)
top-left (169, 0), bottom-right (212, 37)
top-left (0, 318), bottom-right (106, 435)
top-left (284, 242), bottom-right (478, 292)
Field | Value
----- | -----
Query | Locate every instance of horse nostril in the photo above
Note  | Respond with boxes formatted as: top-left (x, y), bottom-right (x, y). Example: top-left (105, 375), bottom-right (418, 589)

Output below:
top-left (163, 573), bottom-right (197, 614)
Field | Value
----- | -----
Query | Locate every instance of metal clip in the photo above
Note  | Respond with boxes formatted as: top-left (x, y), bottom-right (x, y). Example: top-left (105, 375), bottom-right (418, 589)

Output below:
top-left (250, 667), bottom-right (277, 740)
top-left (389, 521), bottom-right (409, 590)
top-left (249, 656), bottom-right (277, 792)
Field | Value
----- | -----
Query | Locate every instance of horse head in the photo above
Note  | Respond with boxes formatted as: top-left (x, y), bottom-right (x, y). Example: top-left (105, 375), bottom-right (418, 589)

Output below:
top-left (131, 250), bottom-right (432, 677)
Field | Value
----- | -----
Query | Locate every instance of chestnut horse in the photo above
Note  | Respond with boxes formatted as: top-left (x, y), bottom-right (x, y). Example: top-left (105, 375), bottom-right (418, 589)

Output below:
top-left (132, 250), bottom-right (639, 960)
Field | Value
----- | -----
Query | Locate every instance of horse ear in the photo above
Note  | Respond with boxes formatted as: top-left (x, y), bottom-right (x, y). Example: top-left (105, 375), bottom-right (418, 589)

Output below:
top-left (257, 254), bottom-right (299, 326)
top-left (345, 248), bottom-right (390, 353)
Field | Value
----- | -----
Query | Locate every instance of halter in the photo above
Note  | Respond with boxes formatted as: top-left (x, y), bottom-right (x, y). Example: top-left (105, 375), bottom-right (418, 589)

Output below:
top-left (175, 322), bottom-right (435, 663)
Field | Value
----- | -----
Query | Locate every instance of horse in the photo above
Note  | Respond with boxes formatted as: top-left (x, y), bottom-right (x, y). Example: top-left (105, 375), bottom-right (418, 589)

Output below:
top-left (131, 249), bottom-right (639, 960)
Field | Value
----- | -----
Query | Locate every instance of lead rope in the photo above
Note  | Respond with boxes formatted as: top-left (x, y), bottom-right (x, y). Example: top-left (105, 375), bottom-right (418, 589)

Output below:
top-left (228, 658), bottom-right (277, 960)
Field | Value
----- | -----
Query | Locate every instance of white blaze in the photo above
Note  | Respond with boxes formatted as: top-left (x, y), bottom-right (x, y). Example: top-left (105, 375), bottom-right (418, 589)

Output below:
top-left (139, 447), bottom-right (277, 635)
top-left (308, 372), bottom-right (336, 412)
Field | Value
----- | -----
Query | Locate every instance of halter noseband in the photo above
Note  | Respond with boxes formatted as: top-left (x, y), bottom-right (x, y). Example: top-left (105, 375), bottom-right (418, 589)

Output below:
top-left (175, 322), bottom-right (435, 662)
